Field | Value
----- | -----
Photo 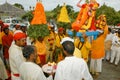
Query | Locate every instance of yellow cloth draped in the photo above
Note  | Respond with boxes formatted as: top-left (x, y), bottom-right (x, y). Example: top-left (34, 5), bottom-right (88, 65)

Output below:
top-left (34, 40), bottom-right (46, 55)
top-left (55, 34), bottom-right (65, 47)
top-left (75, 37), bottom-right (91, 62)
top-left (73, 47), bottom-right (81, 58)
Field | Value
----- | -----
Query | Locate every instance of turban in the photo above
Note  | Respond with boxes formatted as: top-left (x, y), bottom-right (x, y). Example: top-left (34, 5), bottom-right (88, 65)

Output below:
top-left (60, 37), bottom-right (74, 44)
top-left (0, 20), bottom-right (3, 24)
top-left (3, 24), bottom-right (9, 30)
top-left (58, 27), bottom-right (64, 32)
top-left (13, 32), bottom-right (26, 40)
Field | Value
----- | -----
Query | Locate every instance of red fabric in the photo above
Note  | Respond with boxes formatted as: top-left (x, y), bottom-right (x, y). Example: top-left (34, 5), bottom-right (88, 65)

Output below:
top-left (0, 20), bottom-right (3, 24)
top-left (13, 32), bottom-right (26, 40)
top-left (3, 24), bottom-right (9, 30)
top-left (2, 34), bottom-right (13, 59)
top-left (7, 70), bottom-right (11, 80)
top-left (89, 17), bottom-right (96, 31)
top-left (58, 27), bottom-right (64, 32)
top-left (89, 4), bottom-right (93, 8)
top-left (38, 54), bottom-right (46, 65)
top-left (81, 4), bottom-right (87, 8)
top-left (72, 21), bottom-right (81, 31)
top-left (13, 74), bottom-right (20, 77)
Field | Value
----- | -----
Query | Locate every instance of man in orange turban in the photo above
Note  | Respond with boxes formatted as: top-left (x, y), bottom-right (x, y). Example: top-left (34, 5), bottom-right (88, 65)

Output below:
top-left (9, 32), bottom-right (27, 80)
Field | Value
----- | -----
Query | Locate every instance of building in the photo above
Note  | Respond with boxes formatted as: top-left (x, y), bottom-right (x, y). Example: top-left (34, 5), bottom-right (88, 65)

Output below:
top-left (0, 2), bottom-right (26, 20)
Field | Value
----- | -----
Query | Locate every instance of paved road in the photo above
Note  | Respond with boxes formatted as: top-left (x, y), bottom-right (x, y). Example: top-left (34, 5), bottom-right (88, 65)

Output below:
top-left (93, 61), bottom-right (120, 80)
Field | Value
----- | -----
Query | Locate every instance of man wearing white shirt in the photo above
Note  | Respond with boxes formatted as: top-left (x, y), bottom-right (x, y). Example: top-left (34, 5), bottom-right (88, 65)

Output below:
top-left (110, 29), bottom-right (120, 66)
top-left (19, 45), bottom-right (53, 80)
top-left (104, 28), bottom-right (115, 61)
top-left (54, 38), bottom-right (93, 80)
top-left (9, 32), bottom-right (26, 80)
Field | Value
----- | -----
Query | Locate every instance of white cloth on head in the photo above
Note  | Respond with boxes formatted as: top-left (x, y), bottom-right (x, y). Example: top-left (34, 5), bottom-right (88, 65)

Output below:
top-left (19, 62), bottom-right (53, 80)
top-left (54, 56), bottom-right (93, 80)
top-left (60, 37), bottom-right (74, 44)
top-left (9, 43), bottom-right (25, 80)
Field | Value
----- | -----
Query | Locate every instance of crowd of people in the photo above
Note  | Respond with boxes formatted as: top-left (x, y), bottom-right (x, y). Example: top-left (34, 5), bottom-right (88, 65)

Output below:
top-left (0, 0), bottom-right (120, 80)
top-left (0, 18), bottom-right (120, 80)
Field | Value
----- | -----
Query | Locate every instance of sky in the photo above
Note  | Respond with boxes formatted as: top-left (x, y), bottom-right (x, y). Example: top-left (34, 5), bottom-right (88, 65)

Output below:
top-left (0, 0), bottom-right (120, 11)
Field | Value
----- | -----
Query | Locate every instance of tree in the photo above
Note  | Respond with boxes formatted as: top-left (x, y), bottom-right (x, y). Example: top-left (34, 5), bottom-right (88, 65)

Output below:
top-left (96, 3), bottom-right (120, 26)
top-left (22, 11), bottom-right (33, 22)
top-left (13, 3), bottom-right (24, 10)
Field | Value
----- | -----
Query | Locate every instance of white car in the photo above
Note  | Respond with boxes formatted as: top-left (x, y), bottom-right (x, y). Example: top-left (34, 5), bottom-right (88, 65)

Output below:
top-left (4, 18), bottom-right (19, 30)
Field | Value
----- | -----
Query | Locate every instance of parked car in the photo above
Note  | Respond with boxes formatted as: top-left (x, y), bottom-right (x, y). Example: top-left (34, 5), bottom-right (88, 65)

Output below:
top-left (4, 18), bottom-right (19, 30)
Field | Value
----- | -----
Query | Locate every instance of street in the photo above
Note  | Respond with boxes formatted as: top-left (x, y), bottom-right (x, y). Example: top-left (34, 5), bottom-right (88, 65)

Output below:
top-left (94, 61), bottom-right (120, 80)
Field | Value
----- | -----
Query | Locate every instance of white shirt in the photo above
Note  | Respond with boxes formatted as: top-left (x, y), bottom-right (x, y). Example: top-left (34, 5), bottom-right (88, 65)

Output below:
top-left (105, 33), bottom-right (115, 41)
top-left (19, 62), bottom-right (53, 80)
top-left (111, 35), bottom-right (120, 49)
top-left (9, 43), bottom-right (25, 74)
top-left (54, 56), bottom-right (93, 80)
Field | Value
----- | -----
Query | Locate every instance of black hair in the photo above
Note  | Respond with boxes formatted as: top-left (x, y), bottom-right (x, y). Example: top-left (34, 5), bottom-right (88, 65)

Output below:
top-left (118, 29), bottom-right (120, 34)
top-left (108, 27), bottom-right (111, 32)
top-left (3, 27), bottom-right (8, 32)
top-left (62, 41), bottom-right (75, 55)
top-left (22, 45), bottom-right (35, 59)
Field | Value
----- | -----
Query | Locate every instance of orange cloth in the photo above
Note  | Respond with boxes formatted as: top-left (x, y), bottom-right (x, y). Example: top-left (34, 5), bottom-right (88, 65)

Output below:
top-left (2, 33), bottom-right (13, 59)
top-left (34, 40), bottom-right (46, 55)
top-left (91, 26), bottom-right (108, 59)
top-left (13, 32), bottom-right (26, 40)
top-left (0, 32), bottom-right (2, 44)
top-left (72, 3), bottom-right (89, 31)
top-left (31, 2), bottom-right (47, 24)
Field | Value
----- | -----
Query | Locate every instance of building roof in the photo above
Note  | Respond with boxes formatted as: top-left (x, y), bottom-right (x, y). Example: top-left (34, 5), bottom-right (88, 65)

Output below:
top-left (0, 2), bottom-right (26, 17)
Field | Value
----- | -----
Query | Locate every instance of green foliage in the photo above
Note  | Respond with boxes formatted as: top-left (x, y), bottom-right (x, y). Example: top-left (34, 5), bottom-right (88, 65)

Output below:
top-left (22, 3), bottom-right (120, 28)
top-left (45, 11), bottom-right (56, 22)
top-left (85, 0), bottom-right (89, 3)
top-left (22, 11), bottom-right (33, 22)
top-left (57, 22), bottom-right (71, 29)
top-left (96, 4), bottom-right (120, 26)
top-left (13, 3), bottom-right (24, 10)
top-left (27, 24), bottom-right (50, 39)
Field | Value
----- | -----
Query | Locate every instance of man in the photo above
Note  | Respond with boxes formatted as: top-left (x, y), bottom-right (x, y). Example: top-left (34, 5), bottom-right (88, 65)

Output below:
top-left (34, 36), bottom-right (47, 66)
top-left (104, 27), bottom-right (114, 61)
top-left (110, 29), bottom-right (120, 66)
top-left (54, 38), bottom-right (93, 80)
top-left (2, 24), bottom-right (13, 69)
top-left (9, 32), bottom-right (26, 80)
top-left (19, 45), bottom-right (53, 80)
top-left (90, 15), bottom-right (108, 76)
top-left (53, 27), bottom-right (66, 62)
